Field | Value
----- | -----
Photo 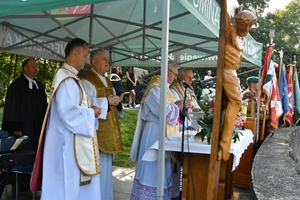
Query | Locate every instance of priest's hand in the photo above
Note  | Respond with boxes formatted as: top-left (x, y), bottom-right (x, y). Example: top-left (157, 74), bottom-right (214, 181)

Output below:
top-left (175, 100), bottom-right (192, 111)
top-left (175, 100), bottom-right (184, 111)
top-left (91, 106), bottom-right (102, 118)
top-left (185, 100), bottom-right (192, 109)
top-left (107, 94), bottom-right (120, 106)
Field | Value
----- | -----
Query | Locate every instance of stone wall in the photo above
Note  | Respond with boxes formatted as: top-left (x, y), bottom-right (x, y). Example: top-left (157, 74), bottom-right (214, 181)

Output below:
top-left (251, 127), bottom-right (300, 200)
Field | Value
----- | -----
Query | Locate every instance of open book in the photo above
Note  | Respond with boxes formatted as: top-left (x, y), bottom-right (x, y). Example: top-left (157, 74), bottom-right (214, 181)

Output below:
top-left (10, 135), bottom-right (29, 151)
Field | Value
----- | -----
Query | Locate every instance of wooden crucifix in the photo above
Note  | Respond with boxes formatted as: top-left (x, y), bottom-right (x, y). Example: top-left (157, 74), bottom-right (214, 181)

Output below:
top-left (206, 0), bottom-right (257, 199)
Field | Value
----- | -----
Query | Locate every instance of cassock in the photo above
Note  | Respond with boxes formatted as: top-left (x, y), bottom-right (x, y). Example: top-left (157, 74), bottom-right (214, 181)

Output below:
top-left (130, 75), bottom-right (179, 200)
top-left (2, 74), bottom-right (47, 151)
top-left (81, 68), bottom-right (121, 200)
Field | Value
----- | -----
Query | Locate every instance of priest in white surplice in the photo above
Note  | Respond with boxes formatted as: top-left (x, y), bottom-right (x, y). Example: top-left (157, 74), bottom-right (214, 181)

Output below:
top-left (130, 61), bottom-right (188, 200)
top-left (81, 49), bottom-right (122, 200)
top-left (31, 38), bottom-right (102, 200)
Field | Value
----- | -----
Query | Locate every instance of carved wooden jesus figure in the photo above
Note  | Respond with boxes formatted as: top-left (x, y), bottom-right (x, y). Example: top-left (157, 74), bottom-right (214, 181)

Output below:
top-left (218, 3), bottom-right (257, 161)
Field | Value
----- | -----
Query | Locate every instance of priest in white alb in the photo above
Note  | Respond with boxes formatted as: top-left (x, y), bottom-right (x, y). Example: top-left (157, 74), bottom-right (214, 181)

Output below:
top-left (31, 38), bottom-right (102, 200)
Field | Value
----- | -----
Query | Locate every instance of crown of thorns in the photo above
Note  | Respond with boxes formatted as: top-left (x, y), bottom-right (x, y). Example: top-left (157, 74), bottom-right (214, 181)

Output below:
top-left (235, 10), bottom-right (257, 25)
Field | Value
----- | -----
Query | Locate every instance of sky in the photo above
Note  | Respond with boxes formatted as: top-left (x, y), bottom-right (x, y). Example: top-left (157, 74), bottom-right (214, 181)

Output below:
top-left (264, 0), bottom-right (291, 14)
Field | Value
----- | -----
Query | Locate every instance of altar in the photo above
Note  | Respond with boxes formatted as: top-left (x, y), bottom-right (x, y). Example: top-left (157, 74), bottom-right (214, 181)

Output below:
top-left (143, 129), bottom-right (253, 199)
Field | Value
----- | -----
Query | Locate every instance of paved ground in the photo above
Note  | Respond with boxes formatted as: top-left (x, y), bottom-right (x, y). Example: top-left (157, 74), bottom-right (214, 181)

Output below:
top-left (1, 166), bottom-right (251, 200)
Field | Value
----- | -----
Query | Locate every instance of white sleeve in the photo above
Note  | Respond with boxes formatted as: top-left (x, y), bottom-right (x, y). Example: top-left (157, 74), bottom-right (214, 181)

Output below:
top-left (170, 88), bottom-right (180, 101)
top-left (81, 79), bottom-right (109, 119)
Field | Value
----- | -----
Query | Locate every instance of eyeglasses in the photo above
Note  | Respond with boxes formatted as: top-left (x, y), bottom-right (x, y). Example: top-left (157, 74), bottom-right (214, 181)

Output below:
top-left (168, 70), bottom-right (178, 77)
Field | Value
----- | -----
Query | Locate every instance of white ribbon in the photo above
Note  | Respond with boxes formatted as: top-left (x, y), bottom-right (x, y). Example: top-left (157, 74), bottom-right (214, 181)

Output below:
top-left (29, 79), bottom-right (39, 89)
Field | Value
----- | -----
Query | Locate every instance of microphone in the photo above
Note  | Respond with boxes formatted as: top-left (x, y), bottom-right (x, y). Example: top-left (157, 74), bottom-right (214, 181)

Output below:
top-left (181, 80), bottom-right (194, 90)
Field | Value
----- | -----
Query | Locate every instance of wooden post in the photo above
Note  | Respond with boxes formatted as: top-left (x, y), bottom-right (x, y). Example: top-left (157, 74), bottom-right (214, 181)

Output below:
top-left (206, 0), bottom-right (226, 198)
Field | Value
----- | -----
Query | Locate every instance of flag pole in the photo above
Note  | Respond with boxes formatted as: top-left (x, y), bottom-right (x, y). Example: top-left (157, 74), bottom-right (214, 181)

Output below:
top-left (260, 29), bottom-right (275, 141)
top-left (278, 48), bottom-right (283, 84)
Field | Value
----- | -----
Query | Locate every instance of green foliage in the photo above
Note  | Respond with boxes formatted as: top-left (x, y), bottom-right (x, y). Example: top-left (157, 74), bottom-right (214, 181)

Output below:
top-left (0, 53), bottom-right (62, 100)
top-left (238, 0), bottom-right (270, 16)
top-left (113, 109), bottom-right (138, 168)
top-left (0, 106), bottom-right (3, 127)
top-left (195, 99), bottom-right (214, 144)
top-left (248, 0), bottom-right (300, 65)
top-left (232, 127), bottom-right (243, 143)
top-left (195, 95), bottom-right (243, 145)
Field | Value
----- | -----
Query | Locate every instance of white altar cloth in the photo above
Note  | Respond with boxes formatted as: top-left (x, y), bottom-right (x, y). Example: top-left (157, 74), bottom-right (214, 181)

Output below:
top-left (142, 129), bottom-right (253, 171)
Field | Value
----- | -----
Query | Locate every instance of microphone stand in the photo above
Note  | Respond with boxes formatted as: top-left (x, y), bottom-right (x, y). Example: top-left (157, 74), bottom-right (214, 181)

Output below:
top-left (179, 86), bottom-right (188, 199)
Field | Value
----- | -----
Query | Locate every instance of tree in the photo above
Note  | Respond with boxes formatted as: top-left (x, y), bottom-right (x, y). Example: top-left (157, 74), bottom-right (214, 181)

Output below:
top-left (237, 0), bottom-right (300, 66)
top-left (238, 0), bottom-right (271, 17)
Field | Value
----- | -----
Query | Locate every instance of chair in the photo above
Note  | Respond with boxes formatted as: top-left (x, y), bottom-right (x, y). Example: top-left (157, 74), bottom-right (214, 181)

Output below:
top-left (0, 136), bottom-right (17, 152)
top-left (8, 136), bottom-right (35, 199)
top-left (11, 165), bottom-right (35, 199)
top-left (0, 134), bottom-right (35, 199)
top-left (0, 130), bottom-right (8, 139)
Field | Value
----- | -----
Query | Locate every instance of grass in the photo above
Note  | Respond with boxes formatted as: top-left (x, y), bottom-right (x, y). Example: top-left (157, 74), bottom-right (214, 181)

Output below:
top-left (113, 109), bottom-right (138, 168)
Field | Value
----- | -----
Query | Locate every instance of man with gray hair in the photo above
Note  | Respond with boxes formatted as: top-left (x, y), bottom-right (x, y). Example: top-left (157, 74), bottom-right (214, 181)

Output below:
top-left (81, 49), bottom-right (122, 200)
top-left (130, 61), bottom-right (189, 199)
top-left (170, 67), bottom-right (200, 130)
top-left (204, 70), bottom-right (212, 80)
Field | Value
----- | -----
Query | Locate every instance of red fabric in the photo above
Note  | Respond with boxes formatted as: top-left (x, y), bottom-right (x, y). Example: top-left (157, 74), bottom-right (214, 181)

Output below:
top-left (30, 129), bottom-right (46, 193)
top-left (260, 46), bottom-right (271, 99)
top-left (269, 64), bottom-right (283, 129)
top-left (285, 65), bottom-right (294, 126)
top-left (59, 5), bottom-right (91, 14)
top-left (178, 116), bottom-right (183, 125)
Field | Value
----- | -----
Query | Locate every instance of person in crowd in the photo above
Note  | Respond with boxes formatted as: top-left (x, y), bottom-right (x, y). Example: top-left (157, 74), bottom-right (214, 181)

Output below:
top-left (242, 76), bottom-right (266, 116)
top-left (30, 38), bottom-right (102, 200)
top-left (130, 61), bottom-right (188, 200)
top-left (111, 66), bottom-right (126, 117)
top-left (126, 66), bottom-right (137, 108)
top-left (111, 66), bottom-right (125, 102)
top-left (2, 58), bottom-right (47, 151)
top-left (203, 70), bottom-right (216, 88)
top-left (81, 49), bottom-right (122, 200)
top-left (204, 70), bottom-right (212, 80)
top-left (2, 58), bottom-right (47, 194)
top-left (114, 66), bottom-right (123, 80)
top-left (242, 76), bottom-right (259, 100)
top-left (219, 1), bottom-right (257, 161)
top-left (170, 67), bottom-right (200, 130)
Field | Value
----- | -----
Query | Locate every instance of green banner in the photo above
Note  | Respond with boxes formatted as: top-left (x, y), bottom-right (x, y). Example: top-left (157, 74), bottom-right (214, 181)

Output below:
top-left (177, 0), bottom-right (262, 67)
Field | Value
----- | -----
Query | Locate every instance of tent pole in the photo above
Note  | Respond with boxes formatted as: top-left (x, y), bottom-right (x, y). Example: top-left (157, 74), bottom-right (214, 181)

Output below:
top-left (157, 0), bottom-right (170, 199)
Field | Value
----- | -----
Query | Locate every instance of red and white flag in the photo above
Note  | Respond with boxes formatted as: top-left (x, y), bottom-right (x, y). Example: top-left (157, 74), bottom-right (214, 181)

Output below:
top-left (269, 64), bottom-right (283, 129)
top-left (285, 64), bottom-right (294, 126)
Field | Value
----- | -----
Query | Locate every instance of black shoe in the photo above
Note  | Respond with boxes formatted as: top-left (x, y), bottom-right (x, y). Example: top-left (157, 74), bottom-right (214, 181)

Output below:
top-left (131, 103), bottom-right (136, 108)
